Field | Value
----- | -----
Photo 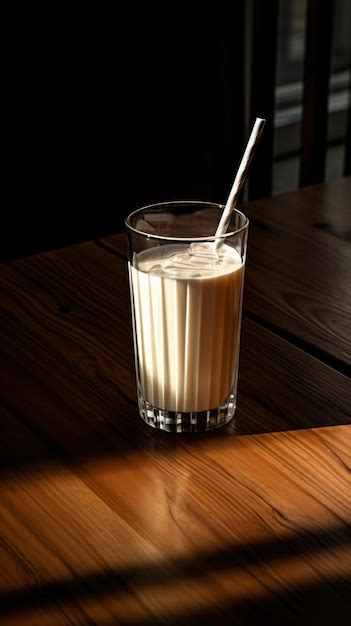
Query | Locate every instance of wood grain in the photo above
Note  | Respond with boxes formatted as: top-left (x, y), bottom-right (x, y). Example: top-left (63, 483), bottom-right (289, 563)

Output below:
top-left (0, 425), bottom-right (350, 625)
top-left (246, 177), bottom-right (351, 372)
top-left (0, 213), bottom-right (350, 624)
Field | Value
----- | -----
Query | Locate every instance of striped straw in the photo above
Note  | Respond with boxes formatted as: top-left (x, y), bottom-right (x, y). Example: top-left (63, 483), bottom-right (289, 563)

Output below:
top-left (215, 117), bottom-right (266, 237)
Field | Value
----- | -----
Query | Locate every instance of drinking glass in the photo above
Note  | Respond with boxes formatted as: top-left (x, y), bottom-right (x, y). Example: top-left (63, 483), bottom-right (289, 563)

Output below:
top-left (126, 201), bottom-right (248, 432)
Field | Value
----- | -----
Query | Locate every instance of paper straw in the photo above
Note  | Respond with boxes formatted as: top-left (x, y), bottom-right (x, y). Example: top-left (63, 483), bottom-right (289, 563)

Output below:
top-left (215, 117), bottom-right (266, 237)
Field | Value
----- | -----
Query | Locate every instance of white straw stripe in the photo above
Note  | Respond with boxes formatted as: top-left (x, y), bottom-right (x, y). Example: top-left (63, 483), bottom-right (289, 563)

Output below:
top-left (215, 117), bottom-right (266, 237)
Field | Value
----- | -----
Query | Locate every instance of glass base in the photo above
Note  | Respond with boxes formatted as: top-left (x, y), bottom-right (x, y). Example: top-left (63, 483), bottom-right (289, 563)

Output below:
top-left (138, 393), bottom-right (236, 433)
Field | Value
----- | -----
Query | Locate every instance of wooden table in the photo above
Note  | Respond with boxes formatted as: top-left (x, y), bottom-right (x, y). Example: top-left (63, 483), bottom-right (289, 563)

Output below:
top-left (0, 178), bottom-right (350, 625)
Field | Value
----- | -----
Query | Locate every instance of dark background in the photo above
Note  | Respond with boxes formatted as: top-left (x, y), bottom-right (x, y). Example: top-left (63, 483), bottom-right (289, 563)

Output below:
top-left (4, 9), bottom-right (245, 261)
top-left (2, 2), bottom-right (350, 262)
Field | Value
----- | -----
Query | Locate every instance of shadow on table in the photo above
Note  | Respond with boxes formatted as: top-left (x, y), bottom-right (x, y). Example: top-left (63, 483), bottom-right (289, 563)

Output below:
top-left (115, 578), bottom-right (350, 626)
top-left (0, 522), bottom-right (349, 623)
top-left (1, 259), bottom-right (350, 475)
top-left (1, 312), bottom-right (350, 474)
top-left (0, 386), bottom-right (350, 475)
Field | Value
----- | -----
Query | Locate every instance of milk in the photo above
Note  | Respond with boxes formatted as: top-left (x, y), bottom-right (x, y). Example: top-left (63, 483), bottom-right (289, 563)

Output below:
top-left (129, 242), bottom-right (244, 413)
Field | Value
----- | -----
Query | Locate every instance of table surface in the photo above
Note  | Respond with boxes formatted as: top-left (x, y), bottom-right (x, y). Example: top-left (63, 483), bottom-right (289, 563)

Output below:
top-left (0, 178), bottom-right (350, 625)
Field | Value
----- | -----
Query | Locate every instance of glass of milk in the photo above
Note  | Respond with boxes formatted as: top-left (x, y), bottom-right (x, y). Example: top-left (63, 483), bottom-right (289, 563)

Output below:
top-left (126, 201), bottom-right (248, 432)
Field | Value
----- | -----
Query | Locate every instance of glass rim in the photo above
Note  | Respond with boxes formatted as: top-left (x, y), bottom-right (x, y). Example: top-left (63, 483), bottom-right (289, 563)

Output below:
top-left (125, 200), bottom-right (249, 242)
